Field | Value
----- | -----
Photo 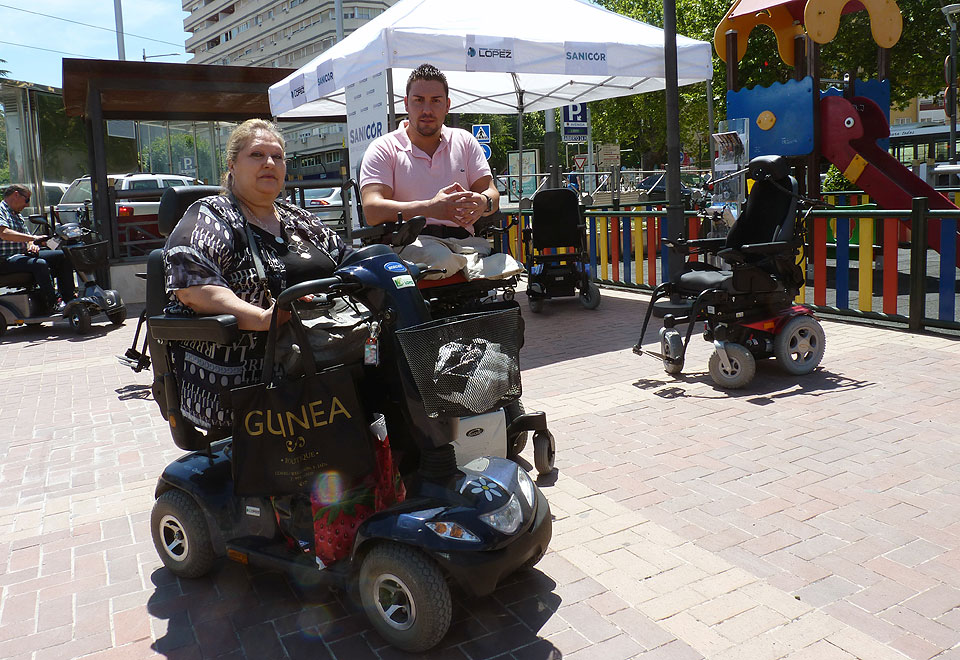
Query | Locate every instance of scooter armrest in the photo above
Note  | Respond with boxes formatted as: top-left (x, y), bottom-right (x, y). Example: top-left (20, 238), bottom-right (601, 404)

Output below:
top-left (684, 237), bottom-right (727, 252)
top-left (149, 314), bottom-right (240, 344)
top-left (737, 241), bottom-right (792, 255)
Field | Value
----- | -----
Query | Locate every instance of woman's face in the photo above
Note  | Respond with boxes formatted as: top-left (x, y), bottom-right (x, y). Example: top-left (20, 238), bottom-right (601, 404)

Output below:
top-left (229, 130), bottom-right (286, 203)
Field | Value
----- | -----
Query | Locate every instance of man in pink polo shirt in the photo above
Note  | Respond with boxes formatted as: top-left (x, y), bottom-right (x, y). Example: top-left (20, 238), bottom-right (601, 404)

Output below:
top-left (360, 64), bottom-right (510, 279)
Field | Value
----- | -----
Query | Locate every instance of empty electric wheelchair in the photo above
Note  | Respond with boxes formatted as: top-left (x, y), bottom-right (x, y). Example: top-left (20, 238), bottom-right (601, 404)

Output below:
top-left (523, 187), bottom-right (600, 313)
top-left (633, 155), bottom-right (825, 389)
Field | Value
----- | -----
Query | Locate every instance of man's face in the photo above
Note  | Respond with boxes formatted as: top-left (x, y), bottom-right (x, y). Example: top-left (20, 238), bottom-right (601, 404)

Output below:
top-left (7, 190), bottom-right (29, 213)
top-left (404, 79), bottom-right (450, 138)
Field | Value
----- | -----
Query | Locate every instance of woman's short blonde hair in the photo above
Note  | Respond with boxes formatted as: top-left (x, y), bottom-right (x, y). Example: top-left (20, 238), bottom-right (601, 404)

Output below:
top-left (220, 118), bottom-right (286, 191)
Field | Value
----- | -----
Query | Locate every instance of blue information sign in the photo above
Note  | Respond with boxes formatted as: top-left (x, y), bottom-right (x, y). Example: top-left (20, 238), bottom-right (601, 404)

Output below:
top-left (472, 124), bottom-right (491, 143)
top-left (479, 143), bottom-right (492, 160)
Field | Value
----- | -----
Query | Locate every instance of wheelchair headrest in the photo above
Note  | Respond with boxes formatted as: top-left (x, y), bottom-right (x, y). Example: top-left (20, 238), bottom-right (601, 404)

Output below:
top-left (533, 187), bottom-right (580, 214)
top-left (748, 155), bottom-right (789, 182)
top-left (158, 185), bottom-right (222, 237)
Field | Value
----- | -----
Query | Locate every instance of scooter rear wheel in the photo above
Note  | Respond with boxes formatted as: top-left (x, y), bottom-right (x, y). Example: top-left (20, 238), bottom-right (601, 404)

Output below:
top-left (359, 543), bottom-right (452, 653)
top-left (151, 489), bottom-right (216, 579)
top-left (528, 297), bottom-right (544, 314)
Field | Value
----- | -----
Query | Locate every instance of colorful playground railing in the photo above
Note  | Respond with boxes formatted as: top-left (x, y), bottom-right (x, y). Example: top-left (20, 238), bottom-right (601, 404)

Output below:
top-left (502, 197), bottom-right (960, 333)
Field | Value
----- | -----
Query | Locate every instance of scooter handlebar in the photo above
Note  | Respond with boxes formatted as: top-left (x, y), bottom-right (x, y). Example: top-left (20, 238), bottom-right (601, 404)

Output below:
top-left (276, 277), bottom-right (360, 308)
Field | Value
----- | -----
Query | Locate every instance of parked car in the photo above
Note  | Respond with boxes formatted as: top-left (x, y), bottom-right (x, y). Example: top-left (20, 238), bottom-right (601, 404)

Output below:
top-left (301, 186), bottom-right (343, 223)
top-left (637, 173), bottom-right (695, 209)
top-left (55, 173), bottom-right (202, 257)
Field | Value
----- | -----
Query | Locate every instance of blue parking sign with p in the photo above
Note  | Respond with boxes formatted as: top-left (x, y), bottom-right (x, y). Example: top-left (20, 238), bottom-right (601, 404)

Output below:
top-left (563, 104), bottom-right (587, 126)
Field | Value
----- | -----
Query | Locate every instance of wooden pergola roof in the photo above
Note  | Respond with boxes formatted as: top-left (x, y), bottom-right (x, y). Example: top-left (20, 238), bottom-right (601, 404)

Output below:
top-left (62, 58), bottom-right (297, 122)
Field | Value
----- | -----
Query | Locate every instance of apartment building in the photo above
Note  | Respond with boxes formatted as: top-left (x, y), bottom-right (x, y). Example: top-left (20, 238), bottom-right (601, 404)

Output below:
top-left (183, 0), bottom-right (397, 179)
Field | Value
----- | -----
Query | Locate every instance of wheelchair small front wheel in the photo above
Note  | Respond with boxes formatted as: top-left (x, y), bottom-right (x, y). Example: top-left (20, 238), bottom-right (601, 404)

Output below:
top-left (708, 343), bottom-right (755, 389)
top-left (774, 315), bottom-right (825, 375)
top-left (528, 297), bottom-right (544, 314)
top-left (660, 328), bottom-right (684, 375)
top-left (579, 281), bottom-right (601, 310)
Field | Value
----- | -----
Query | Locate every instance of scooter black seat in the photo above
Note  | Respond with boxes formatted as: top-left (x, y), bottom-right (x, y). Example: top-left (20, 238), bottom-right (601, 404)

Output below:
top-left (0, 272), bottom-right (35, 288)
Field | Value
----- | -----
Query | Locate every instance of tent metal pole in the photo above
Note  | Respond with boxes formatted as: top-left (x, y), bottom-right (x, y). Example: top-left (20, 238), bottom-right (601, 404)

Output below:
top-left (663, 0), bottom-right (684, 282)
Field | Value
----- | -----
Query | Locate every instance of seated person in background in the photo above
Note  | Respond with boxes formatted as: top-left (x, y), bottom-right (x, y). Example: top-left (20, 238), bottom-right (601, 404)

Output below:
top-left (0, 184), bottom-right (76, 313)
top-left (163, 118), bottom-right (355, 433)
top-left (360, 63), bottom-right (520, 281)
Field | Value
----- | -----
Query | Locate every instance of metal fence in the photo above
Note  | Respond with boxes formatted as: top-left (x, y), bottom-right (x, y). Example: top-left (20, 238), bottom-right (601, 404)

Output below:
top-left (499, 196), bottom-right (960, 334)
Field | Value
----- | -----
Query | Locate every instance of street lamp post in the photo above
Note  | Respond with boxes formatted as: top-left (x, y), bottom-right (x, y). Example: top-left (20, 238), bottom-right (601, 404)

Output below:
top-left (943, 4), bottom-right (960, 165)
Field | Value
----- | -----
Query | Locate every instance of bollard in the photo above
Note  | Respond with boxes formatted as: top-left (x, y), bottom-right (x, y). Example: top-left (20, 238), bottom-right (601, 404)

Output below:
top-left (908, 197), bottom-right (929, 332)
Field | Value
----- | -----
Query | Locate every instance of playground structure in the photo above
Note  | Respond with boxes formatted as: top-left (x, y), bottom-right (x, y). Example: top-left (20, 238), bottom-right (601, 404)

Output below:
top-left (715, 0), bottom-right (960, 256)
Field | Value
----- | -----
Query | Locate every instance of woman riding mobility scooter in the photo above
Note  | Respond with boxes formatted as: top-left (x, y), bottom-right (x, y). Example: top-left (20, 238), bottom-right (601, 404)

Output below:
top-left (0, 206), bottom-right (126, 335)
top-left (633, 155), bottom-right (825, 388)
top-left (138, 187), bottom-right (553, 652)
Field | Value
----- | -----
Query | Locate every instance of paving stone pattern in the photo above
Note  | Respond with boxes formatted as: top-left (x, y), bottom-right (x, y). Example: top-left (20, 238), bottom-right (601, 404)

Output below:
top-left (2, 288), bottom-right (960, 659)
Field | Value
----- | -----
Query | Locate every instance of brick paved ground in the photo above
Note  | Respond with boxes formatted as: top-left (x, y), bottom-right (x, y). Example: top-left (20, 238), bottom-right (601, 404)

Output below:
top-left (2, 287), bottom-right (960, 659)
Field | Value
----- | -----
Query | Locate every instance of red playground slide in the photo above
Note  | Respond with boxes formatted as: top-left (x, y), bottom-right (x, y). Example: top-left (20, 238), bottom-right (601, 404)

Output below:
top-left (820, 94), bottom-right (959, 254)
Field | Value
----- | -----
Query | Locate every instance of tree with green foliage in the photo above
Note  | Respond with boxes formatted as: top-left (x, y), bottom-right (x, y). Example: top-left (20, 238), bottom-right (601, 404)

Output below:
top-left (592, 0), bottom-right (952, 168)
top-left (456, 112), bottom-right (546, 175)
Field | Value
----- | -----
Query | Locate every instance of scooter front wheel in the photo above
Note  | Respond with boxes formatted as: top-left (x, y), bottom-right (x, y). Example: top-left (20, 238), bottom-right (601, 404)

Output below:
top-left (359, 543), bottom-right (451, 653)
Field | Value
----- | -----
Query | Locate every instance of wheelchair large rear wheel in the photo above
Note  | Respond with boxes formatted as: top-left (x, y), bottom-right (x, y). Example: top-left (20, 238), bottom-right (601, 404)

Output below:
top-left (774, 315), bottom-right (825, 375)
top-left (708, 343), bottom-right (755, 389)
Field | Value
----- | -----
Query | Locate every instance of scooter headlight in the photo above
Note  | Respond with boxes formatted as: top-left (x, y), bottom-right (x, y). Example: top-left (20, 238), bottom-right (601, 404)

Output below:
top-left (425, 521), bottom-right (480, 543)
top-left (479, 493), bottom-right (523, 535)
top-left (517, 465), bottom-right (536, 507)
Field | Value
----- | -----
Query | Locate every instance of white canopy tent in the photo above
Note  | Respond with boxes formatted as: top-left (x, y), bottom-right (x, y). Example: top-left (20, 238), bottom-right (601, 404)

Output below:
top-left (268, 0), bottom-right (713, 119)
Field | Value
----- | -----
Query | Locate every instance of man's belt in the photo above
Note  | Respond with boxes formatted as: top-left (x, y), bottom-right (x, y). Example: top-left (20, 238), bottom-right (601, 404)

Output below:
top-left (420, 224), bottom-right (471, 240)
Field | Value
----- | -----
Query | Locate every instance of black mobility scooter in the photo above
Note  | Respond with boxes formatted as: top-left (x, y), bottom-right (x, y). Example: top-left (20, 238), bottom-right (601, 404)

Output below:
top-left (0, 209), bottom-right (126, 336)
top-left (523, 187), bottom-right (601, 313)
top-left (633, 155), bottom-right (825, 389)
top-left (134, 187), bottom-right (552, 652)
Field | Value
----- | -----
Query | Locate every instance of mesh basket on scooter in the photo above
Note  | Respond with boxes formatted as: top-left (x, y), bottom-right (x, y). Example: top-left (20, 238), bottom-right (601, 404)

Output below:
top-left (396, 307), bottom-right (522, 417)
top-left (62, 241), bottom-right (109, 272)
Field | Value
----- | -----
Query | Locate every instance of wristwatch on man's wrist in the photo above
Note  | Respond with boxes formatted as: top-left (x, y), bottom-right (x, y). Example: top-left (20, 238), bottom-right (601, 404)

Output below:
top-left (481, 192), bottom-right (492, 213)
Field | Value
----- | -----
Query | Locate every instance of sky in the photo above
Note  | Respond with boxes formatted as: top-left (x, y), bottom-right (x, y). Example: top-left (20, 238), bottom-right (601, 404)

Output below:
top-left (0, 0), bottom-right (192, 89)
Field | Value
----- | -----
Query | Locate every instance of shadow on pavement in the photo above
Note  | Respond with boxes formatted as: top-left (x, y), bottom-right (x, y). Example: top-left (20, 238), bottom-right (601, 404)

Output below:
top-left (146, 557), bottom-right (563, 659)
top-left (116, 383), bottom-right (153, 400)
top-left (0, 318), bottom-right (128, 345)
top-left (634, 366), bottom-right (873, 404)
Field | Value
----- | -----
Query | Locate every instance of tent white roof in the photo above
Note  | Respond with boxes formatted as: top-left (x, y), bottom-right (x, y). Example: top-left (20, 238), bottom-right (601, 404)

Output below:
top-left (269, 0), bottom-right (713, 119)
